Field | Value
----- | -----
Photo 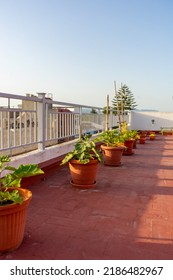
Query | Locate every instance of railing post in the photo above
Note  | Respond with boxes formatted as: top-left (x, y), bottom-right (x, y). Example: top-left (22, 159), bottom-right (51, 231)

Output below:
top-left (79, 106), bottom-right (82, 139)
top-left (37, 93), bottom-right (46, 150)
top-left (106, 94), bottom-right (109, 130)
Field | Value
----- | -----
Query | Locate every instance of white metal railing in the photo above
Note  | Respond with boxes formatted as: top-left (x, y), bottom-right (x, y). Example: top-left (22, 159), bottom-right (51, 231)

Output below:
top-left (0, 92), bottom-right (120, 156)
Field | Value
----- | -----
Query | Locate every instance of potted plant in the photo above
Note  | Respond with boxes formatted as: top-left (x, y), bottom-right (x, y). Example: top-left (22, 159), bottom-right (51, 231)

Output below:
top-left (161, 129), bottom-right (173, 136)
top-left (95, 129), bottom-right (126, 166)
top-left (139, 131), bottom-right (147, 144)
top-left (0, 156), bottom-right (44, 253)
top-left (149, 132), bottom-right (155, 140)
top-left (61, 135), bottom-right (102, 188)
top-left (119, 124), bottom-right (136, 155)
top-left (132, 131), bottom-right (140, 148)
top-left (120, 130), bottom-right (136, 155)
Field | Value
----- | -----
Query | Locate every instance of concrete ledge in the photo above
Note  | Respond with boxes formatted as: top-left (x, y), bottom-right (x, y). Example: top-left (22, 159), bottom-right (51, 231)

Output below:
top-left (10, 139), bottom-right (77, 168)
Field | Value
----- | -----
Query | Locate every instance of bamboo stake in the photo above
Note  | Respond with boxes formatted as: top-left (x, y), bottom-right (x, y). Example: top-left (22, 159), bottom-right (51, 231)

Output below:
top-left (120, 82), bottom-right (124, 124)
top-left (79, 106), bottom-right (82, 139)
top-left (114, 80), bottom-right (121, 130)
top-left (106, 94), bottom-right (109, 131)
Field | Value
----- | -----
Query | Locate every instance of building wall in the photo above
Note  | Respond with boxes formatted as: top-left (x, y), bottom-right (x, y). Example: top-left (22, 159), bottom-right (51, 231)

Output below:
top-left (129, 111), bottom-right (173, 131)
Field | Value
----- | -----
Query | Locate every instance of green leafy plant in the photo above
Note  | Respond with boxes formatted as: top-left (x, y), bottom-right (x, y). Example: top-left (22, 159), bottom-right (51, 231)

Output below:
top-left (118, 122), bottom-right (138, 141)
top-left (0, 156), bottom-right (44, 206)
top-left (121, 129), bottom-right (140, 141)
top-left (133, 131), bottom-right (140, 140)
top-left (61, 134), bottom-right (102, 165)
top-left (149, 132), bottom-right (155, 136)
top-left (95, 129), bottom-right (125, 147)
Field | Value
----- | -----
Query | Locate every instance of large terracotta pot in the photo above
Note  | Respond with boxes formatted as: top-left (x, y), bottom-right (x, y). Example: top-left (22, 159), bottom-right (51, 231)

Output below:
top-left (69, 159), bottom-right (99, 188)
top-left (0, 188), bottom-right (32, 253)
top-left (101, 145), bottom-right (124, 166)
top-left (123, 139), bottom-right (135, 155)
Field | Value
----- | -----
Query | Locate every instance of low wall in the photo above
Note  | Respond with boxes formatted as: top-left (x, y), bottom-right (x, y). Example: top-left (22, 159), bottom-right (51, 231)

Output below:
top-left (129, 111), bottom-right (173, 131)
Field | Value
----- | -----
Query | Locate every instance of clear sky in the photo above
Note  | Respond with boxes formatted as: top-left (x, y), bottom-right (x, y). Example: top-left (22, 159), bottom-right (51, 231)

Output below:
top-left (0, 0), bottom-right (173, 111)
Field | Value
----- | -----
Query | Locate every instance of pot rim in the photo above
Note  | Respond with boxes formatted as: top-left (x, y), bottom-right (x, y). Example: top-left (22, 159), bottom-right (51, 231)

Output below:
top-left (101, 144), bottom-right (125, 150)
top-left (69, 158), bottom-right (99, 165)
top-left (0, 188), bottom-right (32, 211)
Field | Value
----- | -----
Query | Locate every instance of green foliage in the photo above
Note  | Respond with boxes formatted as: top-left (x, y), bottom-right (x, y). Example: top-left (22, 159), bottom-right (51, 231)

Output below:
top-left (95, 129), bottom-right (125, 147)
top-left (61, 134), bottom-right (102, 165)
top-left (119, 123), bottom-right (139, 140)
top-left (102, 106), bottom-right (116, 115)
top-left (0, 156), bottom-right (44, 206)
top-left (0, 156), bottom-right (11, 170)
top-left (102, 106), bottom-right (111, 115)
top-left (0, 189), bottom-right (22, 205)
top-left (120, 130), bottom-right (138, 141)
top-left (90, 108), bottom-right (97, 114)
top-left (112, 84), bottom-right (137, 115)
top-left (1, 164), bottom-right (44, 188)
top-left (132, 130), bottom-right (140, 139)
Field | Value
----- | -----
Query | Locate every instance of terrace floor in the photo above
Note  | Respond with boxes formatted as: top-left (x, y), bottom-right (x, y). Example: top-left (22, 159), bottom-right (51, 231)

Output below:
top-left (1, 134), bottom-right (173, 260)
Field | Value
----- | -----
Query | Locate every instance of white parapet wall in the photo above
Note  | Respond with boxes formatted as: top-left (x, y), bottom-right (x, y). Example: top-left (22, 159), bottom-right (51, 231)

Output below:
top-left (8, 139), bottom-right (78, 170)
top-left (129, 111), bottom-right (173, 131)
top-left (8, 133), bottom-right (101, 170)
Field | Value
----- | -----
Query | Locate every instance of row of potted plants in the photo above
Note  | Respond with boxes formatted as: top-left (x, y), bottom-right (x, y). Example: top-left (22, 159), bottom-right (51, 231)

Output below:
top-left (61, 127), bottom-right (157, 189)
top-left (139, 131), bottom-right (156, 144)
top-left (60, 127), bottom-right (141, 188)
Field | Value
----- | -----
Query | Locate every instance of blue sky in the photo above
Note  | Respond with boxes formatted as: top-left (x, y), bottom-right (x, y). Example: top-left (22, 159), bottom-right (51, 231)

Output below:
top-left (0, 0), bottom-right (173, 111)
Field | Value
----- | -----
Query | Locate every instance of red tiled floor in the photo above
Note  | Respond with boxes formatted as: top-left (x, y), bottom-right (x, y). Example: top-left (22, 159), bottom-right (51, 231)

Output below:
top-left (1, 135), bottom-right (173, 260)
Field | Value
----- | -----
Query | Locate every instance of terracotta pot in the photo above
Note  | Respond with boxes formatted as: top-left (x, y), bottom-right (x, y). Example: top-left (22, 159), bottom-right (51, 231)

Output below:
top-left (163, 131), bottom-right (172, 136)
top-left (0, 188), bottom-right (32, 253)
top-left (101, 145), bottom-right (124, 166)
top-left (69, 159), bottom-right (99, 188)
top-left (140, 132), bottom-right (147, 137)
top-left (139, 137), bottom-right (146, 144)
top-left (133, 138), bottom-right (137, 149)
top-left (149, 136), bottom-right (155, 140)
top-left (123, 139), bottom-right (135, 155)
